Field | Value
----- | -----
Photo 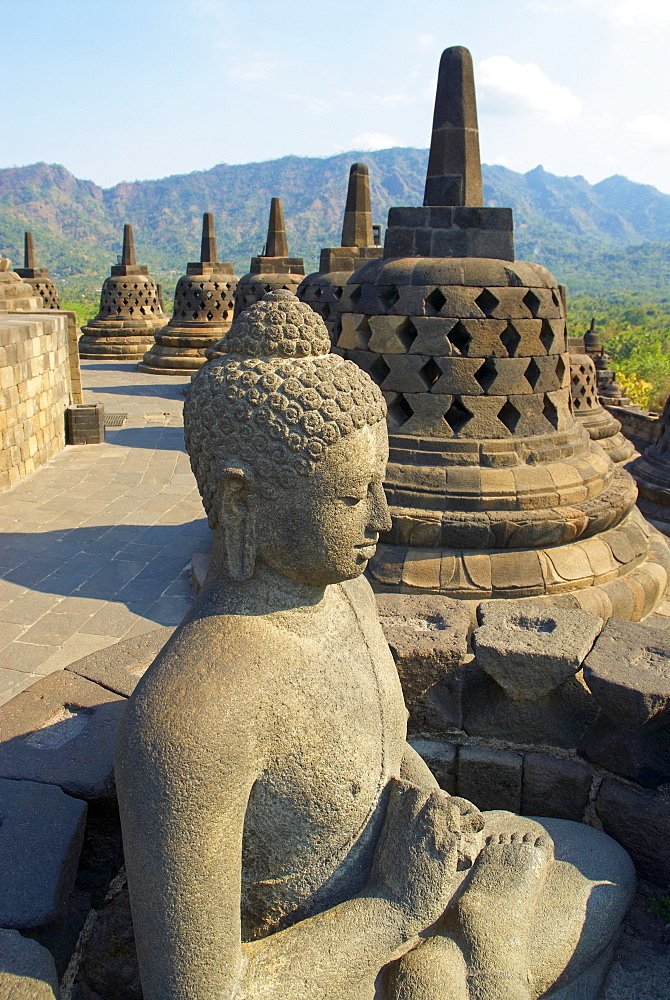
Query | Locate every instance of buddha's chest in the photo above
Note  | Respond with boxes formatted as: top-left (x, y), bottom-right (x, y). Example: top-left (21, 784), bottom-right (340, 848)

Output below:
top-left (241, 583), bottom-right (407, 934)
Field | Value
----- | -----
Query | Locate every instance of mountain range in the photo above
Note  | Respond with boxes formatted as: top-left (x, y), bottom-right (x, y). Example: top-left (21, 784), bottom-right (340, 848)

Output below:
top-left (1, 149), bottom-right (670, 298)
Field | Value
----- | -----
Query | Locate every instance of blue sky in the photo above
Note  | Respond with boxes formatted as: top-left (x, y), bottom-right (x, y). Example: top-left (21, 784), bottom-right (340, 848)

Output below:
top-left (3, 0), bottom-right (670, 192)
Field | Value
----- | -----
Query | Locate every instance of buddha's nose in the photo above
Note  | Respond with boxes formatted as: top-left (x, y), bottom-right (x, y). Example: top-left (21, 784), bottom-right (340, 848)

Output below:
top-left (369, 482), bottom-right (392, 533)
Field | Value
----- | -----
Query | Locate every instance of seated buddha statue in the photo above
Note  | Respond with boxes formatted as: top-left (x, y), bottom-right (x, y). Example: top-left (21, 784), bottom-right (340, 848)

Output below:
top-left (116, 291), bottom-right (635, 1000)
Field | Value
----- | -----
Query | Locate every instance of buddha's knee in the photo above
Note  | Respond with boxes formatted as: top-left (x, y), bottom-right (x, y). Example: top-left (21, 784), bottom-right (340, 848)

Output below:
top-left (384, 936), bottom-right (468, 1000)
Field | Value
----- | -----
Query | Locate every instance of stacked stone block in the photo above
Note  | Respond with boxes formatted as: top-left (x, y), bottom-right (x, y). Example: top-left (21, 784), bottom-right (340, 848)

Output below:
top-left (0, 313), bottom-right (73, 491)
top-left (570, 353), bottom-right (637, 465)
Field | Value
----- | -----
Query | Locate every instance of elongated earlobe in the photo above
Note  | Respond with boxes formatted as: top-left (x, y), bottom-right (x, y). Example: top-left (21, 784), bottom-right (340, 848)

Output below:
top-left (219, 468), bottom-right (257, 581)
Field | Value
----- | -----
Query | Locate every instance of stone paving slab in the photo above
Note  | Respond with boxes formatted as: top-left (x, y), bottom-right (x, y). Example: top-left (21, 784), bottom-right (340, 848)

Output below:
top-left (0, 361), bottom-right (211, 706)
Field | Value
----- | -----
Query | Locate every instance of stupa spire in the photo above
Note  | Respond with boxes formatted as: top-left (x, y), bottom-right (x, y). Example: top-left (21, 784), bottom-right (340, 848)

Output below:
top-left (200, 212), bottom-right (217, 264)
top-left (341, 163), bottom-right (374, 248)
top-left (24, 231), bottom-right (36, 270)
top-left (423, 45), bottom-right (483, 208)
top-left (265, 198), bottom-right (289, 257)
top-left (121, 224), bottom-right (136, 266)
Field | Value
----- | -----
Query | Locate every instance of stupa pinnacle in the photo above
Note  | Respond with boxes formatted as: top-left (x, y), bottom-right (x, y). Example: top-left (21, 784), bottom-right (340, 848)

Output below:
top-left (233, 198), bottom-right (304, 318)
top-left (298, 163), bottom-right (382, 345)
top-left (79, 224), bottom-right (165, 359)
top-left (15, 232), bottom-right (61, 309)
top-left (139, 213), bottom-right (238, 375)
top-left (336, 45), bottom-right (669, 619)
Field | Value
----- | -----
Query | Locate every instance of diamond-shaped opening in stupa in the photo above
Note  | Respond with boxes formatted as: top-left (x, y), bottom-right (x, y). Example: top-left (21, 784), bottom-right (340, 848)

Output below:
top-left (475, 288), bottom-right (500, 318)
top-left (543, 395), bottom-right (559, 428)
top-left (418, 357), bottom-right (442, 389)
top-left (552, 289), bottom-right (561, 308)
top-left (322, 303), bottom-right (332, 320)
top-left (333, 286), bottom-right (343, 300)
top-left (500, 323), bottom-right (521, 357)
top-left (397, 319), bottom-right (418, 352)
top-left (369, 356), bottom-right (391, 386)
top-left (349, 285), bottom-right (362, 304)
top-left (523, 290), bottom-right (541, 317)
top-left (355, 316), bottom-right (372, 349)
top-left (540, 320), bottom-right (555, 353)
top-left (425, 287), bottom-right (447, 316)
top-left (474, 359), bottom-right (497, 393)
top-left (447, 321), bottom-right (471, 355)
top-left (315, 287), bottom-right (322, 298)
top-left (556, 357), bottom-right (566, 383)
top-left (573, 397), bottom-right (582, 409)
top-left (498, 399), bottom-right (521, 433)
top-left (444, 397), bottom-right (472, 434)
top-left (379, 285), bottom-right (400, 311)
top-left (524, 358), bottom-right (542, 390)
top-left (387, 394), bottom-right (414, 430)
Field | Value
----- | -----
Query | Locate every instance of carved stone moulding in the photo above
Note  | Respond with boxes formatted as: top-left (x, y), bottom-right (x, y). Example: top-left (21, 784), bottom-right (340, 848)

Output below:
top-left (570, 353), bottom-right (637, 465)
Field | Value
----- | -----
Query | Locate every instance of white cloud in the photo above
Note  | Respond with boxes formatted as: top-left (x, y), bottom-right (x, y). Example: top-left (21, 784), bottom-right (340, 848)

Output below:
top-left (350, 132), bottom-right (399, 151)
top-left (625, 115), bottom-right (670, 152)
top-left (227, 59), bottom-right (276, 82)
top-left (478, 56), bottom-right (582, 123)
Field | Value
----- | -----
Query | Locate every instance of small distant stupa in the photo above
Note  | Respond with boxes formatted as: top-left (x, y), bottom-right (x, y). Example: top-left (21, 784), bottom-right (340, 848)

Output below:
top-left (233, 198), bottom-right (304, 318)
top-left (0, 255), bottom-right (43, 311)
top-left (138, 213), bottom-right (238, 375)
top-left (14, 233), bottom-right (61, 309)
top-left (298, 163), bottom-right (382, 346)
top-left (79, 224), bottom-right (165, 359)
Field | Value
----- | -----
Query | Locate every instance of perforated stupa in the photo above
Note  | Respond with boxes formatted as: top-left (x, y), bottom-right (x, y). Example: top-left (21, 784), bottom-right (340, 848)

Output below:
top-left (233, 198), bottom-right (304, 319)
top-left (79, 224), bottom-right (165, 359)
top-left (139, 214), bottom-right (238, 375)
top-left (14, 233), bottom-right (61, 309)
top-left (336, 45), bottom-right (669, 619)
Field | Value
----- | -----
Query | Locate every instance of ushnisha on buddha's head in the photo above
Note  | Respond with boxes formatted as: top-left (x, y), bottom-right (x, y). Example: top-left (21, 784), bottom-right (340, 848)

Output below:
top-left (184, 290), bottom-right (391, 587)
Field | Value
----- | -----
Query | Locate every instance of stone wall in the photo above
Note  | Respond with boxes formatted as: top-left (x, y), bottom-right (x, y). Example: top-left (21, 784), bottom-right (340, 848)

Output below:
top-left (606, 403), bottom-right (659, 451)
top-left (0, 311), bottom-right (82, 492)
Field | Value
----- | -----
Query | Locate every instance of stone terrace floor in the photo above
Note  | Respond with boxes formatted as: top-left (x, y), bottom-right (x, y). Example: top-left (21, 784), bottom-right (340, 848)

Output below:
top-left (0, 360), bottom-right (211, 706)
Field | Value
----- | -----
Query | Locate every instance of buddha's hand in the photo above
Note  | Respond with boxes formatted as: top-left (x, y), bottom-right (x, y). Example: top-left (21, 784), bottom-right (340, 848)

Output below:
top-left (367, 778), bottom-right (484, 936)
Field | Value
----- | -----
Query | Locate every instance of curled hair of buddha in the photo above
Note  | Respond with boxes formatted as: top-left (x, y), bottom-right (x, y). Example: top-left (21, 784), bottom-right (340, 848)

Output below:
top-left (184, 290), bottom-right (387, 527)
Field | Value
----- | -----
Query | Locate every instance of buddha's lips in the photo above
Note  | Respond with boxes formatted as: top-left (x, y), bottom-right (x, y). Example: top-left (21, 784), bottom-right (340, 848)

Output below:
top-left (356, 543), bottom-right (377, 559)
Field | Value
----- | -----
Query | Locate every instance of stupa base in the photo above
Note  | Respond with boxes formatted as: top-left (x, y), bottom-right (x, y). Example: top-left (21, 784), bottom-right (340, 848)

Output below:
top-left (79, 324), bottom-right (163, 360)
top-left (368, 508), bottom-right (670, 621)
top-left (139, 329), bottom-right (229, 374)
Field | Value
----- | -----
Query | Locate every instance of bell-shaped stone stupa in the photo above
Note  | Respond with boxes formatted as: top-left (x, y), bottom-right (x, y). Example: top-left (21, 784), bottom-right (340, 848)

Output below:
top-left (233, 198), bottom-right (304, 318)
top-left (337, 46), bottom-right (669, 619)
top-left (14, 233), bottom-right (61, 309)
top-left (570, 353), bottom-right (637, 465)
top-left (629, 396), bottom-right (670, 536)
top-left (138, 214), bottom-right (238, 375)
top-left (298, 163), bottom-right (382, 346)
top-left (583, 319), bottom-right (630, 405)
top-left (79, 224), bottom-right (165, 359)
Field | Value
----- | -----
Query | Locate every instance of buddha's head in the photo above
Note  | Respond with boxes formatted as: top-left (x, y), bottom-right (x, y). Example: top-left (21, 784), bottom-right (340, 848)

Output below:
top-left (184, 290), bottom-right (390, 586)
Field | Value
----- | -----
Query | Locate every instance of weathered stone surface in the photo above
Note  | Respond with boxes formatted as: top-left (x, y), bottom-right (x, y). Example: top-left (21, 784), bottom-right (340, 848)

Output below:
top-left (595, 779), bottom-right (670, 886)
top-left (457, 744), bottom-right (523, 812)
top-left (376, 593), bottom-right (469, 729)
top-left (521, 753), bottom-right (593, 821)
top-left (14, 232), bottom-right (61, 309)
top-left (76, 879), bottom-right (141, 1000)
top-left (0, 778), bottom-right (86, 928)
top-left (114, 287), bottom-right (634, 999)
top-left (583, 618), bottom-right (670, 730)
top-left (0, 929), bottom-right (59, 999)
top-left (0, 673), bottom-right (125, 799)
top-left (472, 600), bottom-right (602, 700)
top-left (408, 738), bottom-right (457, 793)
top-left (66, 626), bottom-right (175, 697)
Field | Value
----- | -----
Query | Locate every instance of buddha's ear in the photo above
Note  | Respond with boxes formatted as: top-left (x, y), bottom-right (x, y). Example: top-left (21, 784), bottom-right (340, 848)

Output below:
top-left (218, 467), bottom-right (257, 581)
